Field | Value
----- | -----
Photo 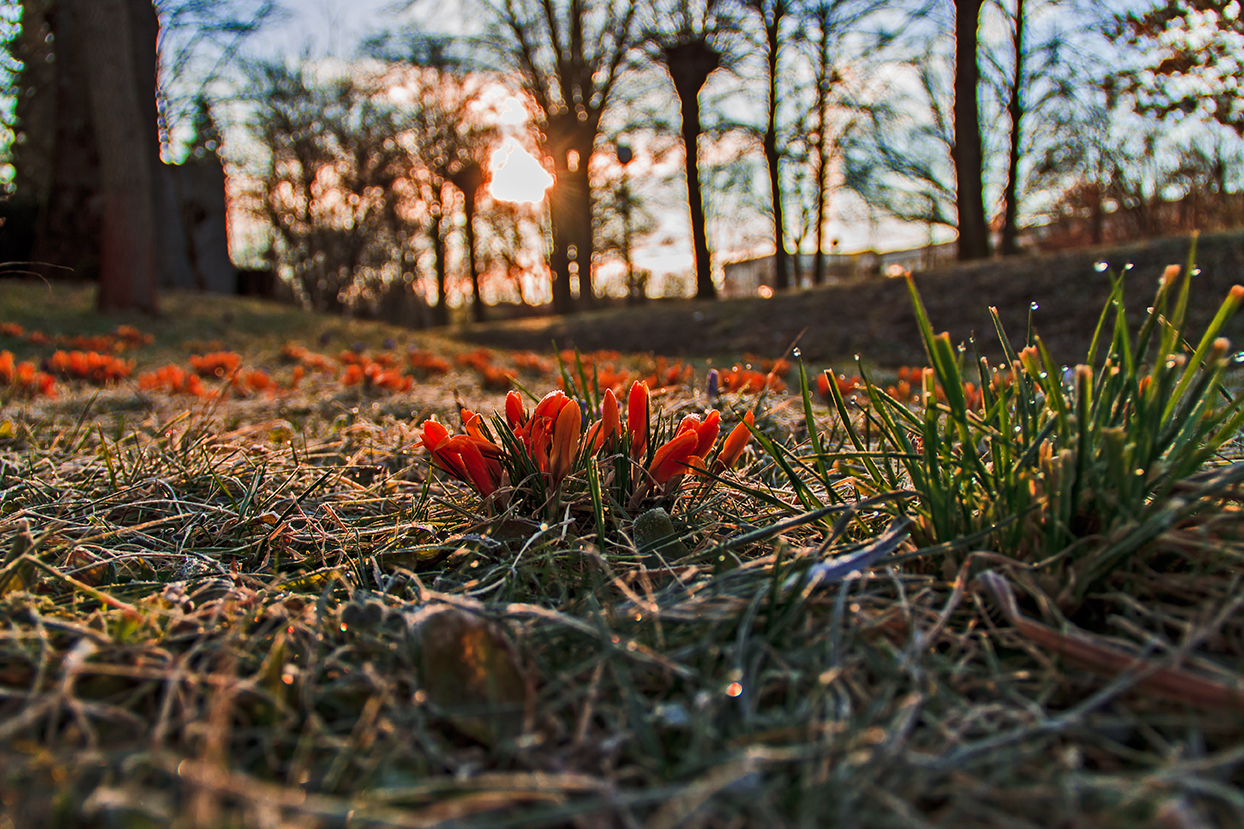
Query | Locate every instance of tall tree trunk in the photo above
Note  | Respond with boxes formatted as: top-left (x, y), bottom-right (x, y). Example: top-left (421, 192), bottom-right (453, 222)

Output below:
top-left (663, 38), bottom-right (721, 302)
top-left (812, 13), bottom-right (831, 287)
top-left (953, 0), bottom-right (991, 261)
top-left (431, 214), bottom-right (449, 326)
top-left (762, 6), bottom-right (789, 290)
top-left (1000, 0), bottom-right (1025, 256)
top-left (450, 161), bottom-right (487, 323)
top-left (679, 87), bottom-right (716, 301)
top-left (464, 196), bottom-right (484, 323)
top-left (545, 118), bottom-right (596, 314)
top-left (566, 153), bottom-right (595, 309)
top-left (79, 0), bottom-right (161, 312)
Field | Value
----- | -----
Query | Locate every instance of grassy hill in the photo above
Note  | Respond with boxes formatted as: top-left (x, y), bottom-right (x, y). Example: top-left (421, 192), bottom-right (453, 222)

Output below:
top-left (462, 230), bottom-right (1244, 368)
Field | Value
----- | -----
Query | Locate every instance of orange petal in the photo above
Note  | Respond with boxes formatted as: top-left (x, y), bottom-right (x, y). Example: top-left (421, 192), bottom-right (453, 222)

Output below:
top-left (717, 411), bottom-right (754, 470)
top-left (445, 435), bottom-right (497, 498)
top-left (675, 413), bottom-right (701, 437)
top-left (593, 388), bottom-right (620, 453)
top-left (648, 430), bottom-right (698, 484)
top-left (533, 389), bottom-right (569, 422)
top-left (551, 399), bottom-right (582, 484)
top-left (505, 390), bottom-right (526, 427)
top-left (420, 420), bottom-right (450, 452)
top-left (462, 410), bottom-right (488, 441)
top-left (430, 435), bottom-right (470, 481)
top-left (627, 381), bottom-right (649, 460)
top-left (694, 410), bottom-right (720, 458)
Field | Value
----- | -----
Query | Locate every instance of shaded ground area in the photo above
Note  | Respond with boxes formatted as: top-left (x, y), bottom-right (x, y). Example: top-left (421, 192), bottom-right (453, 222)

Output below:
top-left (460, 231), bottom-right (1244, 368)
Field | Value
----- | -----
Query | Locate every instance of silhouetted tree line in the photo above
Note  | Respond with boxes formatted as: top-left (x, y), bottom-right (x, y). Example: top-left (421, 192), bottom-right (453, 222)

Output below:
top-left (2, 0), bottom-right (1244, 318)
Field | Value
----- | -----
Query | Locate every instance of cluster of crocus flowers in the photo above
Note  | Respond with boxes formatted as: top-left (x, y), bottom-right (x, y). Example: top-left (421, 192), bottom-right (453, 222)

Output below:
top-left (418, 381), bottom-right (756, 509)
top-left (420, 418), bottom-right (504, 499)
top-left (48, 350), bottom-right (134, 385)
top-left (0, 350), bottom-right (56, 399)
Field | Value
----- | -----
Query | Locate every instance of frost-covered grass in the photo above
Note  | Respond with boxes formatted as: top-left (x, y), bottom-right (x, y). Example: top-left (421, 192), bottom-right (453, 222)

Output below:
top-left (2, 261), bottom-right (1244, 828)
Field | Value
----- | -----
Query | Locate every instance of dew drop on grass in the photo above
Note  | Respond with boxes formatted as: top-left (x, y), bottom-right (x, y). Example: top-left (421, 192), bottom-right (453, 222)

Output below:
top-left (1094, 262), bottom-right (1109, 272)
top-left (1232, 352), bottom-right (1244, 364)
top-left (1123, 263), bottom-right (1134, 271)
top-left (1193, 268), bottom-right (1202, 276)
top-left (792, 347), bottom-right (801, 358)
top-left (1030, 302), bottom-right (1040, 311)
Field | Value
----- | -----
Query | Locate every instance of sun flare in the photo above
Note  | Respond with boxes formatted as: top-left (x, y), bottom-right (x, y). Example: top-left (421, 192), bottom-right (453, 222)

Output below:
top-left (488, 138), bottom-right (553, 204)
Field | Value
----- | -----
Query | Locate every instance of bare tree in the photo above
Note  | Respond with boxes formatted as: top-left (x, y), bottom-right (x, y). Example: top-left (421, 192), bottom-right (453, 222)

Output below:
top-left (644, 0), bottom-right (739, 301)
top-left (487, 0), bottom-right (639, 314)
top-left (1110, 0), bottom-right (1244, 136)
top-left (248, 63), bottom-right (408, 314)
top-left (743, 0), bottom-right (798, 289)
top-left (398, 66), bottom-right (497, 324)
top-left (800, 0), bottom-right (887, 285)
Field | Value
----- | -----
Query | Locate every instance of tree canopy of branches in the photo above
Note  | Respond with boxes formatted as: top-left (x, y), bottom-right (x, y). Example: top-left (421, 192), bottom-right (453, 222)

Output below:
top-left (155, 0), bottom-right (282, 158)
top-left (249, 63), bottom-right (410, 315)
top-left (487, 0), bottom-right (638, 314)
top-left (1110, 0), bottom-right (1244, 136)
top-left (743, 0), bottom-right (800, 286)
top-left (394, 65), bottom-right (498, 324)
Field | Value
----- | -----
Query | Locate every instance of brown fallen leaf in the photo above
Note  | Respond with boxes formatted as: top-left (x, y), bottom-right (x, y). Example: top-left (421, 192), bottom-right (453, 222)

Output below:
top-left (416, 607), bottom-right (529, 746)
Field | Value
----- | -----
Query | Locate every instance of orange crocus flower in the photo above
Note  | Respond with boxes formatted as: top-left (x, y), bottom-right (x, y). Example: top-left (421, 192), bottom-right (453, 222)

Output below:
top-left (505, 390), bottom-right (526, 428)
top-left (586, 387), bottom-right (621, 454)
top-left (550, 399), bottom-right (582, 484)
top-left (533, 389), bottom-right (571, 423)
top-left (461, 408), bottom-right (490, 441)
top-left (627, 381), bottom-right (649, 460)
top-left (442, 435), bottom-right (500, 498)
top-left (717, 411), bottom-right (754, 470)
top-left (675, 410), bottom-right (720, 459)
top-left (647, 429), bottom-right (699, 484)
top-left (419, 420), bottom-right (503, 498)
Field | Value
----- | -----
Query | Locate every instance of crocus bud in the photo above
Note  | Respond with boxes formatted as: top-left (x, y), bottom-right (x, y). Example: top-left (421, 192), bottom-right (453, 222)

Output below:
top-left (628, 381), bottom-right (649, 460)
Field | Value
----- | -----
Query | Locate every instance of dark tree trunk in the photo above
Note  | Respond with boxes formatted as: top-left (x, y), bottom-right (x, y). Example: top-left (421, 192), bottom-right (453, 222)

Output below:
top-left (812, 12), bottom-right (832, 287)
top-left (762, 4), bottom-right (789, 290)
top-left (1000, 0), bottom-right (1025, 256)
top-left (431, 212), bottom-right (449, 326)
top-left (953, 0), bottom-right (991, 261)
top-left (545, 118), bottom-right (596, 314)
top-left (450, 161), bottom-right (486, 323)
top-left (464, 194), bottom-right (484, 323)
top-left (80, 0), bottom-right (161, 312)
top-left (677, 85), bottom-right (716, 301)
top-left (663, 39), bottom-right (721, 301)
